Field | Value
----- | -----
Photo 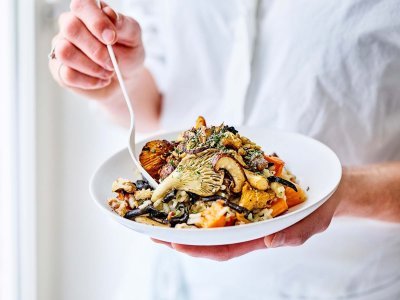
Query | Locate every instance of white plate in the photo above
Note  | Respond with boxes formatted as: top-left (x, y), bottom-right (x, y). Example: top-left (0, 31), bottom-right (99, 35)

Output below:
top-left (90, 128), bottom-right (341, 245)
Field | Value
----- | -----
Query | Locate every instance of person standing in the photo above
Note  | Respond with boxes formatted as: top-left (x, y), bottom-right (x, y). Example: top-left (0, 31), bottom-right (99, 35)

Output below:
top-left (49, 1), bottom-right (400, 299)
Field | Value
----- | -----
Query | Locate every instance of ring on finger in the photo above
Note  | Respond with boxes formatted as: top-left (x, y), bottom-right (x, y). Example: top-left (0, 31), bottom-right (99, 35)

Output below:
top-left (48, 44), bottom-right (57, 60)
top-left (57, 61), bottom-right (66, 86)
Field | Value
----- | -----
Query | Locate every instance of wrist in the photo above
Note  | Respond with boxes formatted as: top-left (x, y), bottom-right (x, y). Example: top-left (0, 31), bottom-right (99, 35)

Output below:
top-left (333, 167), bottom-right (355, 218)
top-left (333, 163), bottom-right (400, 222)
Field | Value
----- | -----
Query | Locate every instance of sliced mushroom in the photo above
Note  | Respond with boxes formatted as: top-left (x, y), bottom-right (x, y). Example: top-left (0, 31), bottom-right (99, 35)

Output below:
top-left (244, 169), bottom-right (269, 191)
top-left (169, 204), bottom-right (189, 227)
top-left (151, 149), bottom-right (224, 201)
top-left (224, 201), bottom-right (250, 216)
top-left (139, 140), bottom-right (174, 181)
top-left (201, 195), bottom-right (226, 202)
top-left (224, 149), bottom-right (247, 167)
top-left (212, 154), bottom-right (246, 193)
top-left (135, 179), bottom-right (151, 190)
top-left (162, 190), bottom-right (176, 203)
top-left (134, 216), bottom-right (170, 227)
top-left (124, 205), bottom-right (167, 220)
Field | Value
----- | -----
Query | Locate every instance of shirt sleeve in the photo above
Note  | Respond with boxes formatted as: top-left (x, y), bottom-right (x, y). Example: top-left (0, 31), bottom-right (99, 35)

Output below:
top-left (119, 0), bottom-right (167, 93)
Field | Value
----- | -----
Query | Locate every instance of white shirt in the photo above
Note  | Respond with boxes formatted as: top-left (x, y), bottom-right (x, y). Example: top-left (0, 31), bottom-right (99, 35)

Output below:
top-left (123, 1), bottom-right (400, 299)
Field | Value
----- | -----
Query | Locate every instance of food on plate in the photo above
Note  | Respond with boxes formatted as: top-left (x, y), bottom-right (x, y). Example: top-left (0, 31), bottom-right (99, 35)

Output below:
top-left (108, 116), bottom-right (307, 228)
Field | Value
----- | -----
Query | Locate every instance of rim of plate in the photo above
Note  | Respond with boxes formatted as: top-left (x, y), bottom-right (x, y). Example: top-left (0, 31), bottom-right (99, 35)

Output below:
top-left (90, 128), bottom-right (342, 233)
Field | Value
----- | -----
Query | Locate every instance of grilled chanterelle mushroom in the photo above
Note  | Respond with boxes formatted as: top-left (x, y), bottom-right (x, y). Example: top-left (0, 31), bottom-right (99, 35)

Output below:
top-left (151, 149), bottom-right (224, 201)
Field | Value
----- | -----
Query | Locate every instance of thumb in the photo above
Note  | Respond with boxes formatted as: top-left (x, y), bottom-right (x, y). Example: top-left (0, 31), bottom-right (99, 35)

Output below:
top-left (100, 3), bottom-right (142, 48)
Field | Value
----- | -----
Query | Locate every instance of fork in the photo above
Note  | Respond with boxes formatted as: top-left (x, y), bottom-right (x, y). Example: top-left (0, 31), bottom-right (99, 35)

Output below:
top-left (96, 0), bottom-right (158, 188)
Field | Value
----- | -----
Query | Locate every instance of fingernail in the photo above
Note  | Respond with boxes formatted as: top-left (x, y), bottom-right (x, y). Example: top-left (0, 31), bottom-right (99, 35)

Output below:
top-left (270, 233), bottom-right (285, 248)
top-left (102, 29), bottom-right (116, 44)
top-left (103, 7), bottom-right (120, 23)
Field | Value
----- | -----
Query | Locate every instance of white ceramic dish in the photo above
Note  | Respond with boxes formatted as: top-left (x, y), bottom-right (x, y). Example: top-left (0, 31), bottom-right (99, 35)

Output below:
top-left (90, 128), bottom-right (342, 245)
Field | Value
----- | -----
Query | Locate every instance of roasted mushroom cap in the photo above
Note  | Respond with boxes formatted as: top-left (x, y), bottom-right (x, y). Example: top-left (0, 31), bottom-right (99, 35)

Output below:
top-left (139, 140), bottom-right (174, 181)
top-left (212, 154), bottom-right (246, 193)
top-left (151, 149), bottom-right (224, 201)
top-left (244, 169), bottom-right (269, 191)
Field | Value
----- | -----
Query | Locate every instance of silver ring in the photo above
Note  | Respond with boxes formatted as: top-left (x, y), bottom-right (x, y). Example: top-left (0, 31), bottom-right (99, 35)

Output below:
top-left (48, 44), bottom-right (56, 60)
top-left (57, 62), bottom-right (65, 85)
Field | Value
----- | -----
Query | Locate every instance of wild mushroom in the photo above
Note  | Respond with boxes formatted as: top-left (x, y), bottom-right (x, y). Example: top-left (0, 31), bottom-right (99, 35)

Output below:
top-left (162, 190), bottom-right (176, 203)
top-left (224, 201), bottom-right (250, 216)
top-left (124, 205), bottom-right (168, 220)
top-left (212, 154), bottom-right (246, 193)
top-left (139, 140), bottom-right (174, 181)
top-left (151, 149), bottom-right (224, 201)
top-left (224, 149), bottom-right (247, 167)
top-left (134, 216), bottom-right (170, 227)
top-left (135, 179), bottom-right (151, 190)
top-left (168, 204), bottom-right (189, 227)
top-left (201, 195), bottom-right (226, 202)
top-left (244, 169), bottom-right (269, 191)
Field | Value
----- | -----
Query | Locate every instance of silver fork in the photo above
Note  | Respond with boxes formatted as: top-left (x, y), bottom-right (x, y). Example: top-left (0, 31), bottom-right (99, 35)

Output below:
top-left (96, 0), bottom-right (158, 188)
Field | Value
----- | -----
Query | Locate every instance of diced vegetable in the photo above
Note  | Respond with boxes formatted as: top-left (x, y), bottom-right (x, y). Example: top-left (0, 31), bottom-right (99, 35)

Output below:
top-left (270, 198), bottom-right (288, 217)
top-left (264, 155), bottom-right (285, 176)
top-left (195, 201), bottom-right (230, 228)
top-left (285, 185), bottom-right (307, 208)
top-left (239, 183), bottom-right (275, 211)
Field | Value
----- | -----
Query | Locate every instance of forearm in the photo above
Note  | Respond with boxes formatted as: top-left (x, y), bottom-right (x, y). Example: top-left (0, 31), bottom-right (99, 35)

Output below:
top-left (335, 162), bottom-right (400, 222)
top-left (97, 66), bottom-right (162, 132)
